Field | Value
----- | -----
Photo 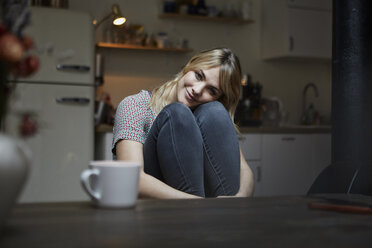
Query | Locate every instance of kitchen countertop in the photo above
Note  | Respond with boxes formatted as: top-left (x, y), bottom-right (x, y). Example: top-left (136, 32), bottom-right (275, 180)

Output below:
top-left (95, 124), bottom-right (331, 134)
top-left (239, 125), bottom-right (332, 134)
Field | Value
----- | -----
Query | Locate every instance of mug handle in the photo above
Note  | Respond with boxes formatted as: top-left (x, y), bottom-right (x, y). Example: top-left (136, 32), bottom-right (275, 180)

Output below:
top-left (80, 169), bottom-right (101, 200)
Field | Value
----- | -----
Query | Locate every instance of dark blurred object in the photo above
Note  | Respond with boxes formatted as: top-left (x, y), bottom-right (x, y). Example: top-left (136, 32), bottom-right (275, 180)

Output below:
top-left (19, 113), bottom-right (38, 138)
top-left (235, 74), bottom-right (262, 127)
top-left (187, 4), bottom-right (197, 15)
top-left (0, 0), bottom-right (39, 128)
top-left (95, 53), bottom-right (104, 86)
top-left (301, 82), bottom-right (319, 125)
top-left (308, 195), bottom-right (372, 214)
top-left (261, 97), bottom-right (282, 127)
top-left (308, 161), bottom-right (372, 196)
top-left (31, 0), bottom-right (68, 8)
top-left (331, 0), bottom-right (372, 173)
top-left (94, 101), bottom-right (110, 125)
top-left (94, 95), bottom-right (114, 126)
top-left (308, 162), bottom-right (357, 194)
top-left (163, 1), bottom-right (177, 13)
top-left (196, 0), bottom-right (207, 15)
top-left (302, 103), bottom-right (320, 126)
top-left (309, 0), bottom-right (372, 199)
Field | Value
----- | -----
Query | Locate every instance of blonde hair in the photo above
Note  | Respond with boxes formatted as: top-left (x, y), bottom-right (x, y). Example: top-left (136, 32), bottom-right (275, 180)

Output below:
top-left (149, 48), bottom-right (242, 122)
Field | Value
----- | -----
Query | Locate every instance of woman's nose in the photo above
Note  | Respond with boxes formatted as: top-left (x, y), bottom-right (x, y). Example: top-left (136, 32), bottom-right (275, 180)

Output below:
top-left (192, 83), bottom-right (204, 95)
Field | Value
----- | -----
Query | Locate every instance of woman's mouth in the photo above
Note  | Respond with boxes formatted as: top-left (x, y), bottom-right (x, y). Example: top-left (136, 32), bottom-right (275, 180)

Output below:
top-left (185, 89), bottom-right (197, 103)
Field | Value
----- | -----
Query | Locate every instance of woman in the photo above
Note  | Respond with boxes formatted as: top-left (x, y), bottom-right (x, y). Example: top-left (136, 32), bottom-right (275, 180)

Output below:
top-left (113, 48), bottom-right (254, 199)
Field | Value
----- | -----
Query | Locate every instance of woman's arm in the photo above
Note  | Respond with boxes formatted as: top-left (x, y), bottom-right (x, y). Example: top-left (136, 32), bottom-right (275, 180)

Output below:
top-left (116, 139), bottom-right (201, 199)
top-left (235, 149), bottom-right (254, 197)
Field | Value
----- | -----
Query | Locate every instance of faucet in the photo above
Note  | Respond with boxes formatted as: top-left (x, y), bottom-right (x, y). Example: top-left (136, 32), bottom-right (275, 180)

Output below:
top-left (301, 82), bottom-right (319, 125)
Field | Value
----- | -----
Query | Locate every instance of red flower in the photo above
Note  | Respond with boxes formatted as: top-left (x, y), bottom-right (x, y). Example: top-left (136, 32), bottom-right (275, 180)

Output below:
top-left (19, 114), bottom-right (38, 138)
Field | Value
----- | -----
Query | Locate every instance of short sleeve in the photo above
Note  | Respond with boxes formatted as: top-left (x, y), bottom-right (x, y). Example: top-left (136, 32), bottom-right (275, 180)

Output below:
top-left (112, 94), bottom-right (148, 155)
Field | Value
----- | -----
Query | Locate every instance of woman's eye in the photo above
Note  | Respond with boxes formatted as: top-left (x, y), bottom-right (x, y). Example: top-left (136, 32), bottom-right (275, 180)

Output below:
top-left (208, 87), bottom-right (217, 96)
top-left (194, 71), bottom-right (202, 80)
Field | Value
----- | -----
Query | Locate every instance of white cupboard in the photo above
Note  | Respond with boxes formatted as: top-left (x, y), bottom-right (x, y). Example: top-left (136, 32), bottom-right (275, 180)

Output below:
top-left (239, 133), bottom-right (331, 196)
top-left (261, 134), bottom-right (313, 195)
top-left (261, 0), bottom-right (332, 60)
top-left (239, 134), bottom-right (263, 196)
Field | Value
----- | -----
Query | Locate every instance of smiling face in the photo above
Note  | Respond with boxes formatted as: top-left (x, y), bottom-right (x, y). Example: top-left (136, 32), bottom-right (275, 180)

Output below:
top-left (176, 66), bottom-right (222, 109)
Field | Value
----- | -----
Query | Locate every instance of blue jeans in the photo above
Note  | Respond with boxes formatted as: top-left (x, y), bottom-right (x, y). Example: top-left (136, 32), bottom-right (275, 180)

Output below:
top-left (143, 101), bottom-right (240, 197)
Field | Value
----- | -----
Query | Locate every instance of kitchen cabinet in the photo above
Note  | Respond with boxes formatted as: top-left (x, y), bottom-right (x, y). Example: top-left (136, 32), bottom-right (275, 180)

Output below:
top-left (239, 134), bottom-right (263, 196)
top-left (260, 133), bottom-right (331, 196)
top-left (261, 0), bottom-right (332, 60)
top-left (261, 134), bottom-right (313, 196)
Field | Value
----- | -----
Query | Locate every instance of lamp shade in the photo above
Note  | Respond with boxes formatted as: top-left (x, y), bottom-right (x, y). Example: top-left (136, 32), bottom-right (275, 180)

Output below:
top-left (112, 4), bottom-right (126, 26)
top-left (94, 4), bottom-right (126, 29)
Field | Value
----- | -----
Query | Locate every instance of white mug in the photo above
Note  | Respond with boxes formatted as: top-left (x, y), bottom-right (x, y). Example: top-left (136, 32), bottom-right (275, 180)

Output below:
top-left (80, 160), bottom-right (141, 208)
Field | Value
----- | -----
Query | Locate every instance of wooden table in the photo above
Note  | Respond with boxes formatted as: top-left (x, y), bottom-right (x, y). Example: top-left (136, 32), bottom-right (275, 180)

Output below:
top-left (1, 195), bottom-right (372, 247)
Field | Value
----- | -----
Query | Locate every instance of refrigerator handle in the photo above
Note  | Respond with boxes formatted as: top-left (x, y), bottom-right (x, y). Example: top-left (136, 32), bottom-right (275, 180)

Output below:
top-left (56, 64), bottom-right (90, 72)
top-left (56, 97), bottom-right (90, 105)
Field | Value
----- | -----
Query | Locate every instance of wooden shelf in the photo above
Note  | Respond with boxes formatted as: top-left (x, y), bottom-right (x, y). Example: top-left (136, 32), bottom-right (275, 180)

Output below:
top-left (96, 42), bottom-right (193, 53)
top-left (159, 13), bottom-right (254, 24)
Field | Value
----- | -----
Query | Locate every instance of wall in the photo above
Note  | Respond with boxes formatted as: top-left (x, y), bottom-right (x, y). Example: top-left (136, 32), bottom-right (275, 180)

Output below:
top-left (69, 0), bottom-right (332, 125)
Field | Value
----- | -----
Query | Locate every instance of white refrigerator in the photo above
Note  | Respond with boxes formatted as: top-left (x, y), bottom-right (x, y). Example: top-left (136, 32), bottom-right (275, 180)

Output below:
top-left (5, 7), bottom-right (95, 202)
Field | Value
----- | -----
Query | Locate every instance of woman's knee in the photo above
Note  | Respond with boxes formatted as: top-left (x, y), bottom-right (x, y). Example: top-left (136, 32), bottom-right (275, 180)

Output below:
top-left (163, 102), bottom-right (190, 114)
top-left (193, 101), bottom-right (232, 128)
top-left (159, 102), bottom-right (195, 127)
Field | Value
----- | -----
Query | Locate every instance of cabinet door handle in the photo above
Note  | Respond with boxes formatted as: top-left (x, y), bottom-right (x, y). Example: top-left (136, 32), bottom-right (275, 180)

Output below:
top-left (281, 137), bottom-right (296, 141)
top-left (238, 136), bottom-right (246, 141)
top-left (56, 97), bottom-right (90, 105)
top-left (56, 64), bottom-right (90, 72)
top-left (289, 36), bottom-right (294, 51)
